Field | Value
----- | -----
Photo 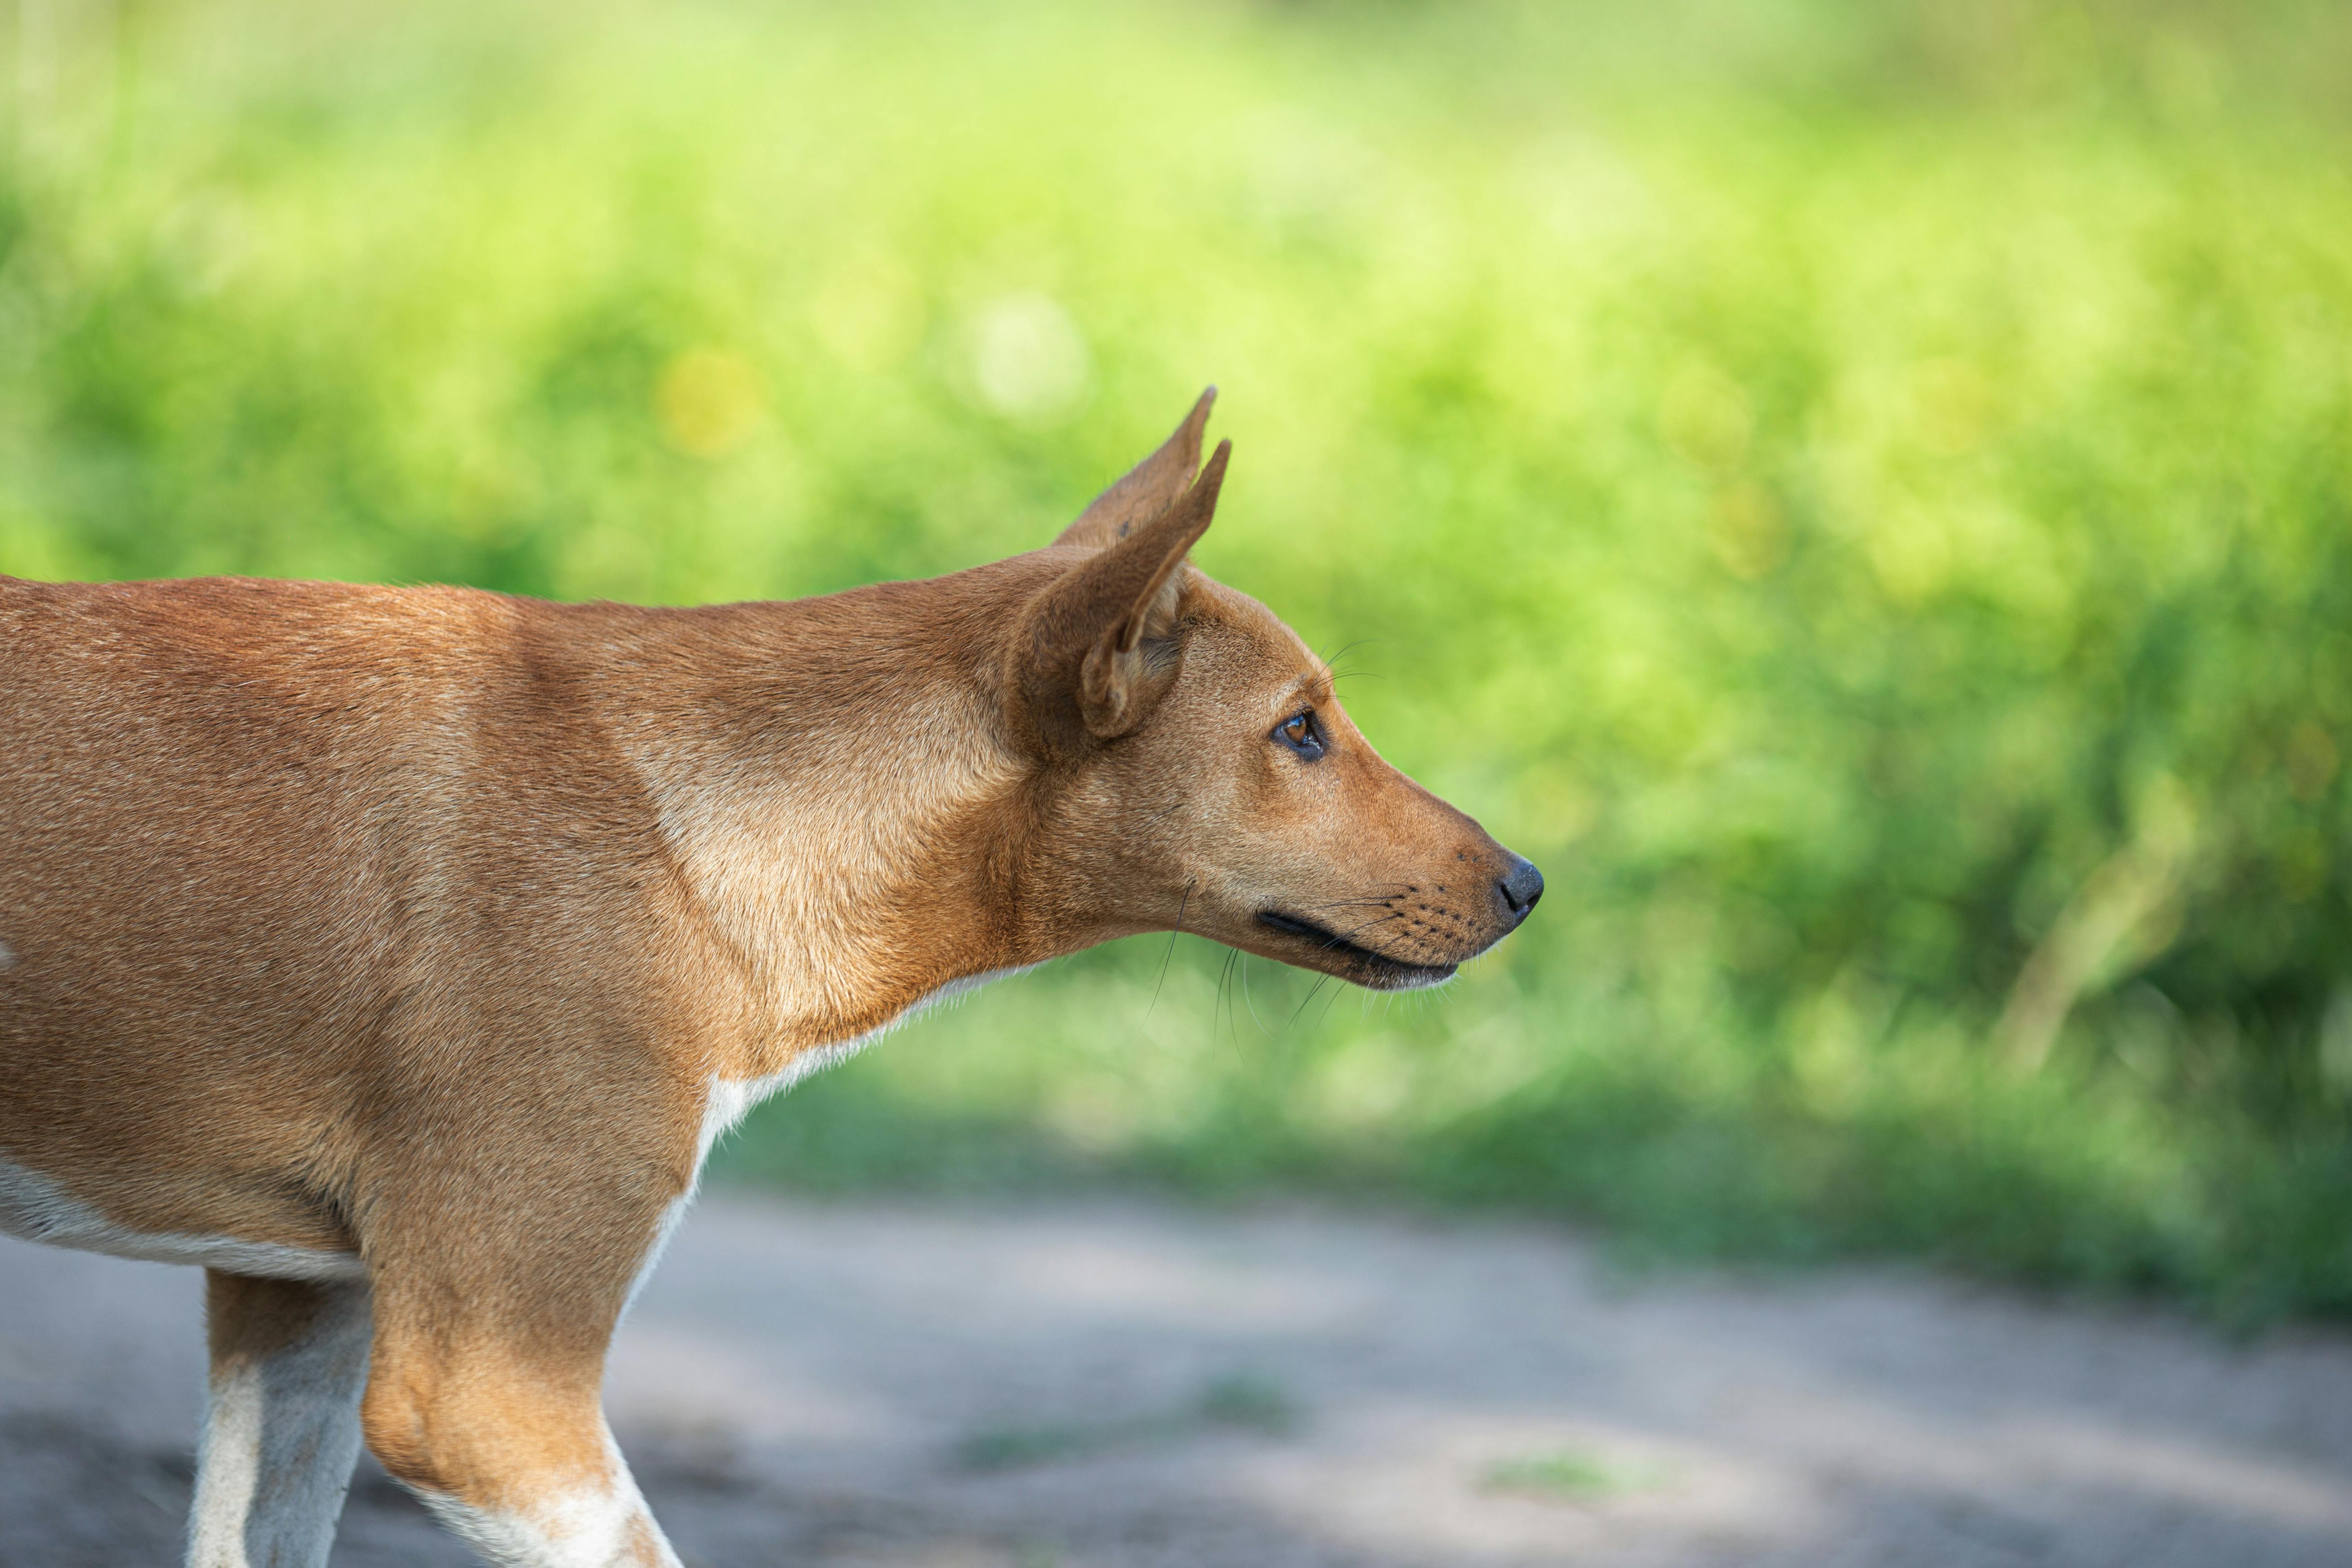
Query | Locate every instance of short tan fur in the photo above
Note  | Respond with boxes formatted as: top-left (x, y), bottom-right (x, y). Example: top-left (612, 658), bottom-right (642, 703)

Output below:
top-left (0, 391), bottom-right (1541, 1566)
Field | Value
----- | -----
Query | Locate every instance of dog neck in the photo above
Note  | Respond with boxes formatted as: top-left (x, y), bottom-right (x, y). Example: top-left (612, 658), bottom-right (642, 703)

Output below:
top-left (590, 562), bottom-right (1056, 1077)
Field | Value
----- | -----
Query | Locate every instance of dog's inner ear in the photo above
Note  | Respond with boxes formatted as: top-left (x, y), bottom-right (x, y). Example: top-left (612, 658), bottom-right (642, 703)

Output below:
top-left (1054, 387), bottom-right (1216, 551)
top-left (1016, 438), bottom-right (1231, 750)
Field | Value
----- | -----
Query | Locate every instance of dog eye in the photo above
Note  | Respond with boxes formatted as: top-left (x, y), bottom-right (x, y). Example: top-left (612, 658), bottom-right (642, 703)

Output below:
top-left (1273, 710), bottom-right (1325, 761)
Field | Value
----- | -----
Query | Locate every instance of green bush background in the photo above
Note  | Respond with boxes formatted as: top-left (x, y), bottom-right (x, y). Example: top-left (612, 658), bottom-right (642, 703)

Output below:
top-left (6, 0), bottom-right (2349, 1319)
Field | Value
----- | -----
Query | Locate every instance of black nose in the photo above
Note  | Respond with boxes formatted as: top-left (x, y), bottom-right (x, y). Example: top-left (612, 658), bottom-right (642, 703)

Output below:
top-left (1496, 855), bottom-right (1544, 921)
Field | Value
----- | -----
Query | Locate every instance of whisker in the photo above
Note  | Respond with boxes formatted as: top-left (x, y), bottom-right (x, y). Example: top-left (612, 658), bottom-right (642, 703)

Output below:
top-left (1149, 881), bottom-right (1192, 1020)
top-left (1316, 974), bottom-right (1348, 1030)
top-left (1228, 952), bottom-right (1248, 1053)
top-left (1305, 887), bottom-right (1408, 900)
top-left (1318, 637), bottom-right (1383, 675)
top-left (1241, 952), bottom-right (1270, 1036)
top-left (1213, 946), bottom-right (1239, 1052)
top-left (1332, 911), bottom-right (1408, 946)
top-left (1287, 974), bottom-right (1330, 1032)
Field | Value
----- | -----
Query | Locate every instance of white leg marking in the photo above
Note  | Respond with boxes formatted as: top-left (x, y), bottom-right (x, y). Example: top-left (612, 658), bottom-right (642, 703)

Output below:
top-left (187, 1281), bottom-right (373, 1568)
top-left (189, 1358), bottom-right (264, 1567)
top-left (410, 1422), bottom-right (683, 1568)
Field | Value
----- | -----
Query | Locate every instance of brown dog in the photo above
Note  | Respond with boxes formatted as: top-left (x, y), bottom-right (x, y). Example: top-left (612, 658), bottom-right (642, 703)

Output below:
top-left (0, 391), bottom-right (1540, 1566)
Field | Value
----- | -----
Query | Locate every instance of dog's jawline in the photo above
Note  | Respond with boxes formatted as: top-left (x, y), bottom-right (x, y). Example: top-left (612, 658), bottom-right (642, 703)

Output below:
top-left (1254, 909), bottom-right (1457, 989)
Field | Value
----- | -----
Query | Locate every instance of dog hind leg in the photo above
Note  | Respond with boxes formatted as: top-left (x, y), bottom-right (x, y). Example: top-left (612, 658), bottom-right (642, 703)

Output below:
top-left (187, 1270), bottom-right (374, 1568)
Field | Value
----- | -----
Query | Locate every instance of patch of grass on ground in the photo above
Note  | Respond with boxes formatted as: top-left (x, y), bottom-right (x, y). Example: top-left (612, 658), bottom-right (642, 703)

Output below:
top-left (952, 1372), bottom-right (1301, 1473)
top-left (1481, 1449), bottom-right (1675, 1504)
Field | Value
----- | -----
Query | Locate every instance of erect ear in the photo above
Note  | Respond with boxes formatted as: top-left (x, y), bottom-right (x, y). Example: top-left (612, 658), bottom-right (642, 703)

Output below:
top-left (1014, 438), bottom-right (1231, 751)
top-left (1054, 387), bottom-right (1217, 549)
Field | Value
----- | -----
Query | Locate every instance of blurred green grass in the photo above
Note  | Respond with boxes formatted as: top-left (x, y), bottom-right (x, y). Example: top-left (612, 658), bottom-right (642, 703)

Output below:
top-left (5, 0), bottom-right (2350, 1320)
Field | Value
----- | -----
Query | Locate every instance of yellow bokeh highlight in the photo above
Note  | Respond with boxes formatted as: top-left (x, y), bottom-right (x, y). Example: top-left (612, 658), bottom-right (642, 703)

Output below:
top-left (655, 348), bottom-right (767, 460)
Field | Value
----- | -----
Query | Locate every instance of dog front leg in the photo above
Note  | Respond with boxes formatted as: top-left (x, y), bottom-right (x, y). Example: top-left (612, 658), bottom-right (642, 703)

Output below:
top-left (188, 1270), bottom-right (374, 1568)
top-left (358, 1278), bottom-right (681, 1568)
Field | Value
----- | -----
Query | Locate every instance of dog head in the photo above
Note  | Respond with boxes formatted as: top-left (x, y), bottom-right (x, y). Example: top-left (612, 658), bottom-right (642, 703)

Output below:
top-left (1004, 390), bottom-right (1540, 990)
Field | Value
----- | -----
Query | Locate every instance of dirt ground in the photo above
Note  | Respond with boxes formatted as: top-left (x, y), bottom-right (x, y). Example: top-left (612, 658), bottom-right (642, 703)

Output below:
top-left (3, 1193), bottom-right (2350, 1568)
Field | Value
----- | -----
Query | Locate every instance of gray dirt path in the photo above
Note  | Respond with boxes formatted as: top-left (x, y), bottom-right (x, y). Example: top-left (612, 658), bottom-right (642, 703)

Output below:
top-left (3, 1193), bottom-right (2350, 1567)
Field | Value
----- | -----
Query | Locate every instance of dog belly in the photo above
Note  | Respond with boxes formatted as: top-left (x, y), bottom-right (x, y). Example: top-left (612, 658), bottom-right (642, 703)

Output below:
top-left (0, 1155), bottom-right (366, 1280)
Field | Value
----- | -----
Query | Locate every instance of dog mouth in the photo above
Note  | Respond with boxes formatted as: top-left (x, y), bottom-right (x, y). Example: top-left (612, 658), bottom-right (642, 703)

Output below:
top-left (1254, 910), bottom-right (1459, 991)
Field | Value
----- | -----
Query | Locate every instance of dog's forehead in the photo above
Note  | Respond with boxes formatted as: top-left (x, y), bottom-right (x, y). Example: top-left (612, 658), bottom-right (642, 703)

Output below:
top-left (1183, 572), bottom-right (1330, 706)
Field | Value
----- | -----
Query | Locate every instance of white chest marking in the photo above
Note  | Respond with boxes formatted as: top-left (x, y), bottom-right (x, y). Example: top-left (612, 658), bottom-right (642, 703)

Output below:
top-left (0, 1157), bottom-right (366, 1282)
top-left (623, 964), bottom-right (1037, 1314)
top-left (699, 963), bottom-right (1040, 1153)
